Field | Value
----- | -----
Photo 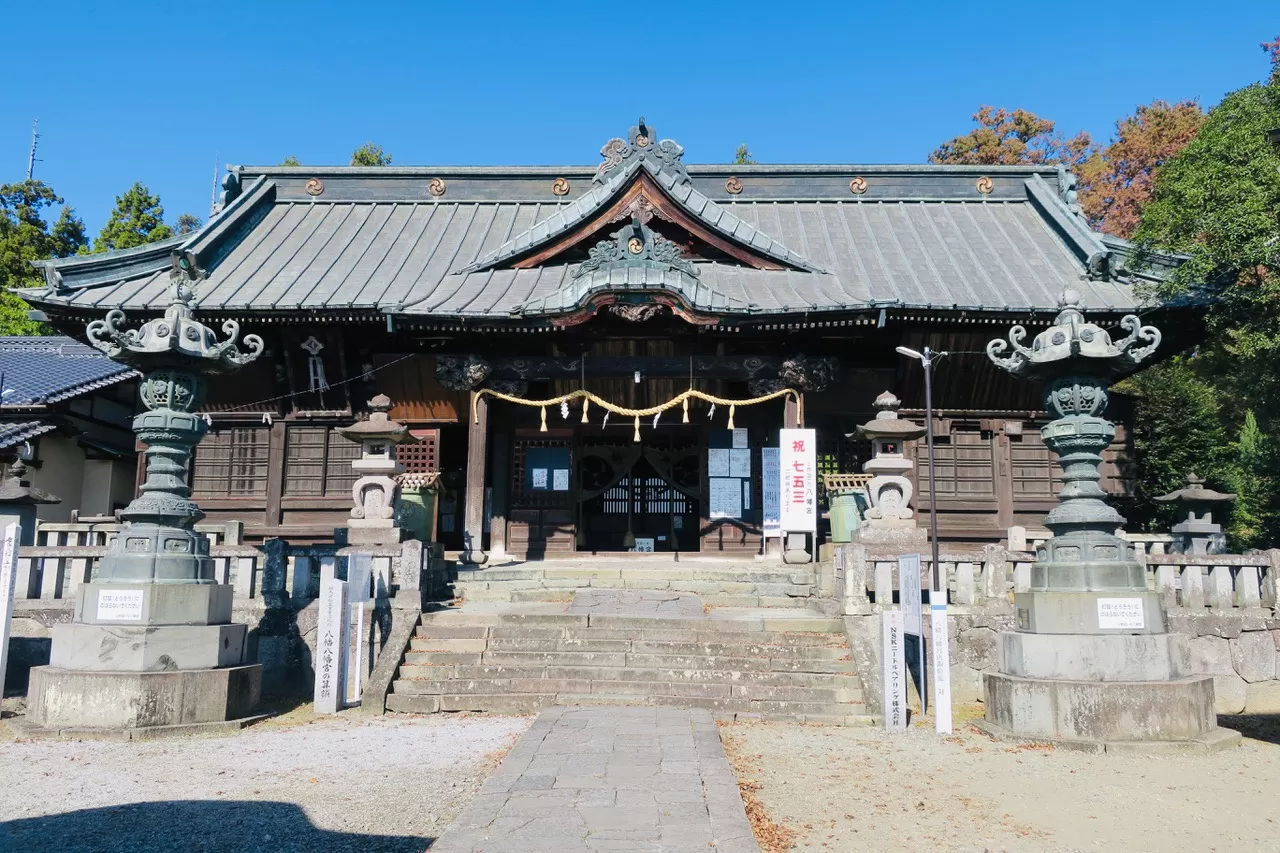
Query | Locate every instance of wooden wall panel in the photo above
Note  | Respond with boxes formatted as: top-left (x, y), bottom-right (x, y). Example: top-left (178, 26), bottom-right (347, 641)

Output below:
top-left (374, 354), bottom-right (465, 422)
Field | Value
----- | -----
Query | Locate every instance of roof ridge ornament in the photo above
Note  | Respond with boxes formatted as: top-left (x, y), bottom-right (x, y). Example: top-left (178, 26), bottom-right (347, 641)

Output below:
top-left (593, 117), bottom-right (689, 186)
top-left (574, 216), bottom-right (699, 281)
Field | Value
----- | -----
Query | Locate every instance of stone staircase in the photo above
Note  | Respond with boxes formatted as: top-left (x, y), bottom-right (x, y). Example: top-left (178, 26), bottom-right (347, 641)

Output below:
top-left (453, 562), bottom-right (817, 608)
top-left (385, 610), bottom-right (873, 725)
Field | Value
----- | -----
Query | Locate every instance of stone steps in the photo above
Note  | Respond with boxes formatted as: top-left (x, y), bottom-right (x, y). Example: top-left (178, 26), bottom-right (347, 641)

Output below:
top-left (398, 663), bottom-right (861, 688)
top-left (452, 565), bottom-right (818, 605)
top-left (386, 610), bottom-right (871, 725)
top-left (385, 691), bottom-right (870, 723)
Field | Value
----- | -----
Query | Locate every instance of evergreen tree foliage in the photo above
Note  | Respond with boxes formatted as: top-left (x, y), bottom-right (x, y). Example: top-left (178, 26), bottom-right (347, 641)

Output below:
top-left (733, 144), bottom-right (757, 165)
top-left (350, 143), bottom-right (392, 166)
top-left (280, 155), bottom-right (302, 167)
top-left (174, 213), bottom-right (202, 235)
top-left (0, 180), bottom-right (87, 335)
top-left (1131, 40), bottom-right (1280, 546)
top-left (93, 182), bottom-right (174, 252)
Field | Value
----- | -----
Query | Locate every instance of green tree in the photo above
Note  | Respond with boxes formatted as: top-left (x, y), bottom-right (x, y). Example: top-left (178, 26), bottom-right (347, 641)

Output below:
top-left (1133, 39), bottom-right (1280, 545)
top-left (1076, 100), bottom-right (1204, 238)
top-left (93, 182), bottom-right (174, 252)
top-left (1117, 358), bottom-right (1231, 533)
top-left (733, 144), bottom-right (757, 165)
top-left (0, 180), bottom-right (87, 335)
top-left (350, 143), bottom-right (392, 167)
top-left (280, 155), bottom-right (302, 167)
top-left (930, 106), bottom-right (1094, 167)
top-left (174, 213), bottom-right (202, 235)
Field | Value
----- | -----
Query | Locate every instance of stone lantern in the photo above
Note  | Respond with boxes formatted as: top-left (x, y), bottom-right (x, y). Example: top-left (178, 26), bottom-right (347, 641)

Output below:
top-left (1155, 473), bottom-right (1235, 556)
top-left (848, 391), bottom-right (927, 548)
top-left (0, 459), bottom-right (59, 546)
top-left (978, 289), bottom-right (1235, 751)
top-left (337, 394), bottom-right (417, 546)
top-left (26, 251), bottom-right (264, 733)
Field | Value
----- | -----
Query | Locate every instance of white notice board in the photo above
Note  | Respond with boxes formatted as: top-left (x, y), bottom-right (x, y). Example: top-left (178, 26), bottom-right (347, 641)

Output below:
top-left (778, 428), bottom-right (817, 533)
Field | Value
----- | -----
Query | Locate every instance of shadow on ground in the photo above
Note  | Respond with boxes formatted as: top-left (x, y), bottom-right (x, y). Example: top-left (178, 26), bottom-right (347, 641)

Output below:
top-left (0, 800), bottom-right (433, 853)
top-left (1218, 714), bottom-right (1280, 745)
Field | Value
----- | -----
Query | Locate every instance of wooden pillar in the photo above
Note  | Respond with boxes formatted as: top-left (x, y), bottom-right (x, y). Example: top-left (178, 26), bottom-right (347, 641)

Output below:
top-left (461, 392), bottom-right (488, 565)
top-left (784, 394), bottom-right (801, 429)
top-left (265, 420), bottom-right (287, 532)
top-left (489, 429), bottom-right (509, 561)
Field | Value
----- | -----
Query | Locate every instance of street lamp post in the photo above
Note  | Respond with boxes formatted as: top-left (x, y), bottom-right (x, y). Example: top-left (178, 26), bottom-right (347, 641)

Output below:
top-left (896, 345), bottom-right (951, 730)
top-left (895, 346), bottom-right (945, 594)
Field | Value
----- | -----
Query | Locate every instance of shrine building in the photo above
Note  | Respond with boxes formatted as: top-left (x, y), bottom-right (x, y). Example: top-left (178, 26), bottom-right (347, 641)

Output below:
top-left (17, 120), bottom-right (1197, 560)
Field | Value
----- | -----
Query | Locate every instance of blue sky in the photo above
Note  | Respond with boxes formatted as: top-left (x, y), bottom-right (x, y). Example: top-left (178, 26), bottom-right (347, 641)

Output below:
top-left (2, 1), bottom-right (1275, 235)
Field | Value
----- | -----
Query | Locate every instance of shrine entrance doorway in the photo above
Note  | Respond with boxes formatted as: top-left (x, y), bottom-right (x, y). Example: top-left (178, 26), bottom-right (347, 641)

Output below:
top-left (578, 440), bottom-right (701, 553)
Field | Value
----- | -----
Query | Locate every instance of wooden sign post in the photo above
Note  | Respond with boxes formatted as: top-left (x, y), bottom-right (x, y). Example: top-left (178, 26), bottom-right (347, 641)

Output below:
top-left (0, 523), bottom-right (19, 697)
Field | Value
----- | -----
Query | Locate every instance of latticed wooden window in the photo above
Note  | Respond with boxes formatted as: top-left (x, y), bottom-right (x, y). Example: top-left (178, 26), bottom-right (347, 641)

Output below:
top-left (191, 426), bottom-right (269, 497)
top-left (399, 429), bottom-right (440, 473)
top-left (284, 426), bottom-right (361, 497)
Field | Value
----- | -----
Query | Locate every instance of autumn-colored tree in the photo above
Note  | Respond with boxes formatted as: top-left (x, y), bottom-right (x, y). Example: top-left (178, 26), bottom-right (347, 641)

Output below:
top-left (930, 106), bottom-right (1094, 167)
top-left (1075, 100), bottom-right (1205, 238)
top-left (1264, 35), bottom-right (1279, 83)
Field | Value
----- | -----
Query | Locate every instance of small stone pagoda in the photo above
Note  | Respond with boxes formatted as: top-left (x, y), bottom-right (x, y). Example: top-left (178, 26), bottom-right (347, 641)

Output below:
top-left (978, 289), bottom-right (1236, 751)
top-left (337, 394), bottom-right (417, 546)
top-left (27, 251), bottom-right (264, 734)
top-left (849, 391), bottom-right (927, 548)
top-left (1155, 473), bottom-right (1236, 556)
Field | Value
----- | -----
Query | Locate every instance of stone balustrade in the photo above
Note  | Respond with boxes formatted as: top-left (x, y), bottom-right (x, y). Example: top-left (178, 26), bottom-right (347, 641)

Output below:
top-left (12, 519), bottom-right (446, 607)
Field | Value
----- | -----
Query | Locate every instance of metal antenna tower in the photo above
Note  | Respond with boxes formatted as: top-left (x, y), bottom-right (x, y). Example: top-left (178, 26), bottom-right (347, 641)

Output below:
top-left (26, 119), bottom-right (41, 180)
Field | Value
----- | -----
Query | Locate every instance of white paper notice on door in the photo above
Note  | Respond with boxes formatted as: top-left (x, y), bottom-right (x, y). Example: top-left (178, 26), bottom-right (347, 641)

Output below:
top-left (531, 468), bottom-right (548, 489)
top-left (709, 477), bottom-right (743, 519)
top-left (729, 448), bottom-right (751, 478)
top-left (707, 448), bottom-right (730, 477)
top-left (552, 469), bottom-right (569, 491)
top-left (731, 428), bottom-right (749, 449)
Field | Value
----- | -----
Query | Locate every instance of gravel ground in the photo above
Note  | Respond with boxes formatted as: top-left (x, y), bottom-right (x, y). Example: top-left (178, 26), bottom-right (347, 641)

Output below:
top-left (720, 713), bottom-right (1280, 853)
top-left (0, 707), bottom-right (531, 853)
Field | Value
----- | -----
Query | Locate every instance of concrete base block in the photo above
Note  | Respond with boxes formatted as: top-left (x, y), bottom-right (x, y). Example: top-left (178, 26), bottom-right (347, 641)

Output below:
top-left (971, 717), bottom-right (1241, 755)
top-left (983, 671), bottom-right (1220, 743)
top-left (49, 623), bottom-right (247, 672)
top-left (1014, 590), bottom-right (1166, 634)
top-left (26, 664), bottom-right (262, 730)
top-left (854, 525), bottom-right (927, 550)
top-left (74, 582), bottom-right (233, 626)
top-left (1000, 631), bottom-right (1190, 681)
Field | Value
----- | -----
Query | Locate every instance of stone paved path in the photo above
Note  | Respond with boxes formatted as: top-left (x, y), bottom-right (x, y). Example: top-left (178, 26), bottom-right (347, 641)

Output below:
top-left (430, 707), bottom-right (761, 853)
top-left (567, 588), bottom-right (706, 617)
